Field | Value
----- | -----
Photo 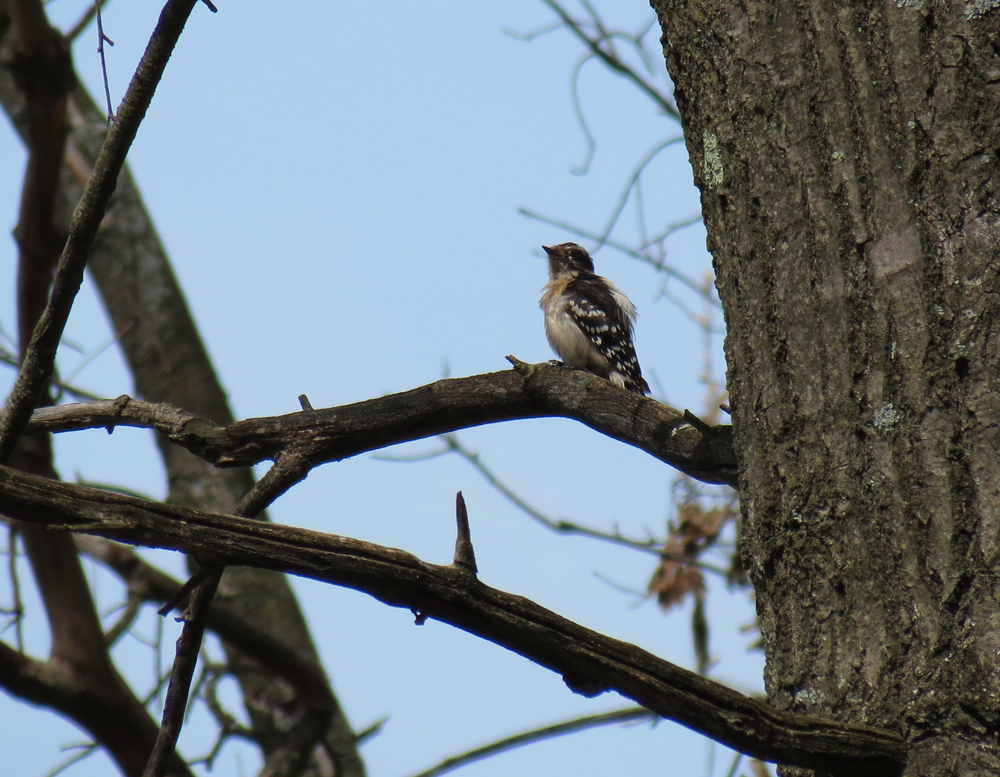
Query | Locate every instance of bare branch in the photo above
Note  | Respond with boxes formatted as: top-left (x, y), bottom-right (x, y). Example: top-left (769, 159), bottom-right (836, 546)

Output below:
top-left (519, 209), bottom-right (718, 308)
top-left (147, 445), bottom-right (320, 773)
top-left (142, 572), bottom-right (220, 777)
top-left (5, 527), bottom-right (24, 649)
top-left (236, 449), bottom-right (313, 518)
top-left (0, 0), bottom-right (212, 464)
top-left (0, 635), bottom-right (195, 777)
top-left (73, 534), bottom-right (335, 708)
top-left (65, 0), bottom-right (111, 43)
top-left (103, 588), bottom-right (143, 646)
top-left (406, 707), bottom-right (654, 777)
top-left (15, 364), bottom-right (739, 487)
top-left (0, 466), bottom-right (907, 776)
top-left (569, 53), bottom-right (598, 174)
top-left (436, 433), bottom-right (687, 560)
top-left (94, 1), bottom-right (114, 122)
top-left (538, 0), bottom-right (678, 119)
top-left (592, 136), bottom-right (684, 245)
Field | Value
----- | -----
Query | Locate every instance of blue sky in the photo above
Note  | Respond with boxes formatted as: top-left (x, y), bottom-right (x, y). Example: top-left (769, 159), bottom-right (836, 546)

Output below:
top-left (0, 2), bottom-right (763, 776)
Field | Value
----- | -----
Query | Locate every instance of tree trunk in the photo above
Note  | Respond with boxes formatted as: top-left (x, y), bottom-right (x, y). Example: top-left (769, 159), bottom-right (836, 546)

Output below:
top-left (651, 1), bottom-right (1000, 774)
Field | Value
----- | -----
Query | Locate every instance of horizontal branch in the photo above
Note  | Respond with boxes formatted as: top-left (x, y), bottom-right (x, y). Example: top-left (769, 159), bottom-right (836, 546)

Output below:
top-left (18, 361), bottom-right (738, 487)
top-left (0, 465), bottom-right (905, 775)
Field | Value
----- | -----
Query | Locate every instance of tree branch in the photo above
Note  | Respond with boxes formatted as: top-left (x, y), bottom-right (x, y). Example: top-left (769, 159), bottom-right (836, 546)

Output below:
top-left (0, 466), bottom-right (906, 776)
top-left (142, 572), bottom-right (220, 777)
top-left (74, 535), bottom-right (334, 708)
top-left (145, 448), bottom-right (320, 776)
top-left (0, 637), bottom-right (195, 777)
top-left (539, 0), bottom-right (678, 119)
top-left (0, 0), bottom-right (208, 463)
top-left (0, 15), bottom-right (367, 771)
top-left (16, 362), bottom-right (739, 487)
top-left (406, 706), bottom-right (654, 777)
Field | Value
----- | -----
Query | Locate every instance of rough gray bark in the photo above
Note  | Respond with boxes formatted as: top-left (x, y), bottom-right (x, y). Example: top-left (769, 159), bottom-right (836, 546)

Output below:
top-left (651, 0), bottom-right (1000, 774)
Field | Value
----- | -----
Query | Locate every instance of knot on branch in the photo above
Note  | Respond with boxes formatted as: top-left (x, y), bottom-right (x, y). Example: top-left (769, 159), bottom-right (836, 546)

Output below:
top-left (505, 354), bottom-right (533, 377)
top-left (562, 672), bottom-right (610, 698)
top-left (106, 394), bottom-right (131, 434)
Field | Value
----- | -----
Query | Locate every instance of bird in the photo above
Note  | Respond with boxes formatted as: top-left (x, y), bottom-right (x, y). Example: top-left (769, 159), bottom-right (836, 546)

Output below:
top-left (539, 242), bottom-right (649, 395)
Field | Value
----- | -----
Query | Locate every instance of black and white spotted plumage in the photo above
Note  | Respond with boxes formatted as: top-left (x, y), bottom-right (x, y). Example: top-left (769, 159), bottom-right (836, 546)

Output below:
top-left (539, 242), bottom-right (650, 395)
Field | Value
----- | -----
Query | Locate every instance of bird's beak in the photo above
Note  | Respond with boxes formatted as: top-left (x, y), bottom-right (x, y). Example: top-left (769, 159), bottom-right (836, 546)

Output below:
top-left (542, 245), bottom-right (554, 255)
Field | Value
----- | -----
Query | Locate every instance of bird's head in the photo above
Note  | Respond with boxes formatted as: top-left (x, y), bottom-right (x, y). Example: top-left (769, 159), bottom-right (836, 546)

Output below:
top-left (542, 242), bottom-right (595, 278)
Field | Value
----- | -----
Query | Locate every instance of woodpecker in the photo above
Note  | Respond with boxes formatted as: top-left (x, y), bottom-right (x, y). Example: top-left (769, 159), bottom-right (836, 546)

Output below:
top-left (539, 242), bottom-right (650, 395)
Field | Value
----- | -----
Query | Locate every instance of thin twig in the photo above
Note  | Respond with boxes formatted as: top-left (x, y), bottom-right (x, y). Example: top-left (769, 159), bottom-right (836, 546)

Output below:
top-left (6, 526), bottom-right (24, 650)
top-left (502, 20), bottom-right (563, 42)
top-left (658, 282), bottom-right (726, 334)
top-left (65, 0), bottom-right (111, 42)
top-left (198, 661), bottom-right (254, 748)
top-left (634, 169), bottom-right (648, 248)
top-left (431, 434), bottom-right (731, 576)
top-left (406, 707), bottom-right (654, 777)
top-left (372, 446), bottom-right (453, 463)
top-left (539, 0), bottom-right (678, 119)
top-left (113, 623), bottom-right (171, 701)
top-left (725, 750), bottom-right (744, 777)
top-left (440, 433), bottom-right (664, 556)
top-left (104, 588), bottom-right (143, 646)
top-left (43, 742), bottom-right (100, 777)
top-left (1, 348), bottom-right (115, 402)
top-left (569, 53), bottom-right (598, 174)
top-left (94, 1), bottom-right (115, 122)
top-left (58, 321), bottom-right (133, 389)
top-left (594, 136), bottom-right (684, 246)
top-left (592, 570), bottom-right (647, 600)
top-left (640, 213), bottom-right (703, 249)
top-left (580, 0), bottom-right (615, 57)
top-left (74, 480), bottom-right (157, 502)
top-left (632, 17), bottom-right (660, 73)
top-left (520, 208), bottom-right (720, 308)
